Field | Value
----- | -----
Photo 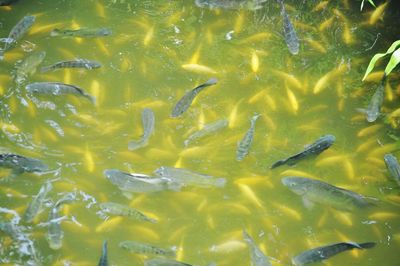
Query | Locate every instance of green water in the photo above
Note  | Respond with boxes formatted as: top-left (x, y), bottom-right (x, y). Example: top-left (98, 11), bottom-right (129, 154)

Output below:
top-left (0, 0), bottom-right (400, 265)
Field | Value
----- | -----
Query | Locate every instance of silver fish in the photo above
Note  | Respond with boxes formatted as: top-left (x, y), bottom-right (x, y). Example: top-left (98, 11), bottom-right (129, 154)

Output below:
top-left (243, 229), bottom-right (272, 266)
top-left (40, 59), bottom-right (102, 72)
top-left (195, 0), bottom-right (267, 10)
top-left (144, 258), bottom-right (192, 266)
top-left (98, 240), bottom-right (108, 266)
top-left (384, 153), bottom-right (400, 186)
top-left (281, 176), bottom-right (372, 211)
top-left (171, 78), bottom-right (217, 117)
top-left (270, 135), bottom-right (335, 169)
top-left (99, 202), bottom-right (157, 223)
top-left (15, 51), bottom-right (46, 84)
top-left (104, 169), bottom-right (181, 193)
top-left (184, 119), bottom-right (228, 146)
top-left (26, 82), bottom-right (96, 104)
top-left (0, 15), bottom-right (35, 60)
top-left (50, 28), bottom-right (112, 37)
top-left (119, 240), bottom-right (176, 256)
top-left (236, 113), bottom-right (261, 161)
top-left (277, 0), bottom-right (299, 55)
top-left (366, 81), bottom-right (384, 122)
top-left (23, 181), bottom-right (52, 223)
top-left (154, 166), bottom-right (226, 188)
top-left (0, 220), bottom-right (19, 240)
top-left (128, 108), bottom-right (155, 151)
top-left (0, 153), bottom-right (48, 179)
top-left (292, 242), bottom-right (376, 266)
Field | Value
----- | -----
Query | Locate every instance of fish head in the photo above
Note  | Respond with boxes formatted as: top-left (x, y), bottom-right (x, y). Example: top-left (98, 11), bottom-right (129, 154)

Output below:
top-left (46, 231), bottom-right (64, 250)
top-left (281, 177), bottom-right (308, 195)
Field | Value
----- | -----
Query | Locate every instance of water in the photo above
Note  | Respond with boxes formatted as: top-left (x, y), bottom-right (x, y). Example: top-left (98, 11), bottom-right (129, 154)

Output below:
top-left (0, 0), bottom-right (399, 265)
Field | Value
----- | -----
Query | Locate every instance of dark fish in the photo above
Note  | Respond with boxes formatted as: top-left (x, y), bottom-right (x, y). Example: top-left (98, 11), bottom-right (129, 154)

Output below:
top-left (40, 59), bottom-right (102, 72)
top-left (236, 113), bottom-right (261, 161)
top-left (195, 0), bottom-right (267, 10)
top-left (0, 153), bottom-right (48, 179)
top-left (184, 119), bottom-right (228, 146)
top-left (243, 229), bottom-right (271, 266)
top-left (98, 240), bottom-right (108, 266)
top-left (384, 153), bottom-right (400, 186)
top-left (171, 78), bottom-right (217, 117)
top-left (128, 108), bottom-right (155, 151)
top-left (144, 258), bottom-right (192, 266)
top-left (292, 242), bottom-right (376, 265)
top-left (99, 202), bottom-right (157, 223)
top-left (281, 176), bottom-right (372, 211)
top-left (0, 15), bottom-right (35, 60)
top-left (50, 28), bottom-right (112, 37)
top-left (119, 240), bottom-right (176, 256)
top-left (270, 135), bottom-right (335, 169)
top-left (26, 82), bottom-right (96, 104)
top-left (23, 181), bottom-right (53, 223)
top-left (0, 0), bottom-right (19, 5)
top-left (277, 0), bottom-right (299, 55)
top-left (366, 81), bottom-right (384, 122)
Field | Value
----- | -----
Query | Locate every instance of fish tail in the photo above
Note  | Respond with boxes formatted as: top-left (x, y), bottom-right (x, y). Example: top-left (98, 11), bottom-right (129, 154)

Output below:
top-left (358, 242), bottom-right (376, 249)
top-left (85, 94), bottom-right (96, 105)
top-left (40, 66), bottom-right (51, 73)
top-left (214, 178), bottom-right (226, 188)
top-left (128, 139), bottom-right (146, 151)
top-left (270, 159), bottom-right (287, 169)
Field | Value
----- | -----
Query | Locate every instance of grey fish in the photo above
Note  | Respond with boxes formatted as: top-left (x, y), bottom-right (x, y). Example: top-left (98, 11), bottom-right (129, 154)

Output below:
top-left (366, 81), bottom-right (384, 122)
top-left (384, 153), bottom-right (400, 186)
top-left (195, 0), bottom-right (267, 10)
top-left (23, 181), bottom-right (52, 223)
top-left (0, 220), bottom-right (19, 240)
top-left (0, 153), bottom-right (48, 179)
top-left (40, 59), bottom-right (102, 73)
top-left (128, 108), bottom-right (155, 151)
top-left (281, 176), bottom-right (372, 211)
top-left (15, 51), bottom-right (46, 84)
top-left (236, 113), bottom-right (261, 161)
top-left (26, 82), bottom-right (96, 104)
top-left (119, 240), bottom-right (176, 256)
top-left (292, 242), bottom-right (376, 266)
top-left (46, 192), bottom-right (76, 250)
top-left (98, 240), bottom-right (108, 266)
top-left (104, 169), bottom-right (181, 193)
top-left (171, 78), bottom-right (217, 117)
top-left (144, 258), bottom-right (192, 266)
top-left (184, 119), bottom-right (228, 146)
top-left (277, 0), bottom-right (299, 55)
top-left (270, 135), bottom-right (335, 169)
top-left (154, 166), bottom-right (226, 188)
top-left (0, 15), bottom-right (35, 60)
top-left (243, 229), bottom-right (272, 266)
top-left (99, 202), bottom-right (157, 223)
top-left (50, 28), bottom-right (112, 38)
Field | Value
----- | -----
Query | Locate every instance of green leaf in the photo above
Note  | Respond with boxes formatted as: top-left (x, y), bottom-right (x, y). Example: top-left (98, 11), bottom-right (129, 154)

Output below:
top-left (363, 40), bottom-right (400, 81)
top-left (384, 48), bottom-right (400, 76)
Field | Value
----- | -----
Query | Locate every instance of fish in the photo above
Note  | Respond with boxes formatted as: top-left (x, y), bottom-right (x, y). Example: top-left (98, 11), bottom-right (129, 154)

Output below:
top-left (195, 0), bottom-right (267, 10)
top-left (23, 181), bottom-right (52, 223)
top-left (98, 240), bottom-right (108, 266)
top-left (281, 176), bottom-right (373, 211)
top-left (0, 15), bottom-right (35, 60)
top-left (26, 82), bottom-right (96, 104)
top-left (366, 81), bottom-right (385, 122)
top-left (277, 0), bottom-right (299, 55)
top-left (384, 153), bottom-right (400, 186)
top-left (154, 166), bottom-right (226, 188)
top-left (50, 27), bottom-right (112, 37)
top-left (242, 229), bottom-right (272, 266)
top-left (236, 113), bottom-right (261, 161)
top-left (171, 78), bottom-right (217, 117)
top-left (144, 258), bottom-right (192, 266)
top-left (0, 0), bottom-right (19, 5)
top-left (0, 220), bottom-right (19, 240)
top-left (119, 240), bottom-right (176, 256)
top-left (270, 135), bottom-right (335, 169)
top-left (292, 242), bottom-right (376, 265)
top-left (0, 153), bottom-right (48, 179)
top-left (128, 108), bottom-right (155, 151)
top-left (14, 51), bottom-right (46, 84)
top-left (184, 119), bottom-right (228, 146)
top-left (40, 59), bottom-right (102, 72)
top-left (104, 169), bottom-right (181, 193)
top-left (99, 202), bottom-right (157, 223)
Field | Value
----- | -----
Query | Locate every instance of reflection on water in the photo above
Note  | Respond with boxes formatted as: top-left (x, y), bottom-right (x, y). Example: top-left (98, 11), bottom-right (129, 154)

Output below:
top-left (0, 0), bottom-right (399, 265)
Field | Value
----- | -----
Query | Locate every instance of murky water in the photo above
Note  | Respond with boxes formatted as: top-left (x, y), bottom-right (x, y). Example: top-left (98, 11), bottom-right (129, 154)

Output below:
top-left (0, 0), bottom-right (399, 265)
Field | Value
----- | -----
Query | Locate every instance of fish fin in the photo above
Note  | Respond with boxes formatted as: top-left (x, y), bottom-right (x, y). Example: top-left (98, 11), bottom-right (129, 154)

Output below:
top-left (214, 178), bottom-right (226, 188)
top-left (358, 242), bottom-right (376, 249)
top-left (302, 196), bottom-right (315, 209)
